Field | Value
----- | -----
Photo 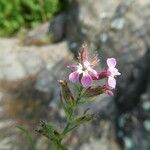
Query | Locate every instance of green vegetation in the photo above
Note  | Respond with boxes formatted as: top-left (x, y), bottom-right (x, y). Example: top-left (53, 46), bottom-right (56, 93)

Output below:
top-left (0, 0), bottom-right (67, 36)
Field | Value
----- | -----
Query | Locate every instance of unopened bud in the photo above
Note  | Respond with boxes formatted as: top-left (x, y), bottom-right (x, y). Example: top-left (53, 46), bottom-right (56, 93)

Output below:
top-left (84, 86), bottom-right (104, 97)
top-left (58, 80), bottom-right (75, 105)
top-left (92, 71), bottom-right (111, 80)
top-left (80, 44), bottom-right (88, 64)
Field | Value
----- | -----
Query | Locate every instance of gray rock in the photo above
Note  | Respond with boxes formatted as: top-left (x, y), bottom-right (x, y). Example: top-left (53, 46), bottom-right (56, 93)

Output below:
top-left (23, 22), bottom-right (50, 46)
top-left (0, 40), bottom-right (69, 92)
top-left (65, 0), bottom-right (149, 64)
top-left (76, 120), bottom-right (120, 150)
top-left (49, 12), bottom-right (67, 42)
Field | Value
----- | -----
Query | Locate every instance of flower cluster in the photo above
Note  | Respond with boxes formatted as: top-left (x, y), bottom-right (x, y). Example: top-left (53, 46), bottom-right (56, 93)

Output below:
top-left (37, 45), bottom-right (121, 150)
top-left (67, 45), bottom-right (121, 96)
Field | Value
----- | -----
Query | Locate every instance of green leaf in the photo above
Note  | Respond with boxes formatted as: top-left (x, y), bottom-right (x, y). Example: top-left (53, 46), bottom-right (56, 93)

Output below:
top-left (37, 121), bottom-right (61, 142)
top-left (72, 114), bottom-right (95, 126)
top-left (77, 97), bottom-right (96, 107)
top-left (0, 0), bottom-right (66, 36)
top-left (64, 114), bottom-right (95, 133)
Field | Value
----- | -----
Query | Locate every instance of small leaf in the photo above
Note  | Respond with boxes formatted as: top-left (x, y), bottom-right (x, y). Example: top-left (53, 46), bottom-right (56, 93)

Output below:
top-left (77, 97), bottom-right (96, 107)
top-left (60, 92), bottom-right (73, 119)
top-left (36, 121), bottom-right (61, 142)
top-left (70, 114), bottom-right (95, 130)
top-left (83, 108), bottom-right (90, 114)
top-left (74, 83), bottom-right (82, 94)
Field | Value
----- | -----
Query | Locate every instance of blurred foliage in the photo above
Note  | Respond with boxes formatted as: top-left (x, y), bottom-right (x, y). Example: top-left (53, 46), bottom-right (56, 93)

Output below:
top-left (0, 0), bottom-right (68, 36)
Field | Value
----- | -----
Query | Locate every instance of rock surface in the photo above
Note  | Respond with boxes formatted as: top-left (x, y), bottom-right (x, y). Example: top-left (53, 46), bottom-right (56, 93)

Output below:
top-left (23, 22), bottom-right (50, 46)
top-left (0, 0), bottom-right (150, 149)
top-left (49, 12), bottom-right (67, 42)
top-left (0, 39), bottom-right (69, 92)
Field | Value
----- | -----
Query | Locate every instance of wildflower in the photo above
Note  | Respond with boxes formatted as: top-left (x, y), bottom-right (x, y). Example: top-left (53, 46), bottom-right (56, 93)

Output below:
top-left (106, 58), bottom-right (121, 89)
top-left (91, 58), bottom-right (120, 89)
top-left (67, 46), bottom-right (99, 88)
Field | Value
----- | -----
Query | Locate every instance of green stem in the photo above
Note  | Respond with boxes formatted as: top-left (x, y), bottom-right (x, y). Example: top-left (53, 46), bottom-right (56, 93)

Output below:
top-left (62, 122), bottom-right (70, 135)
top-left (52, 141), bottom-right (68, 150)
top-left (58, 88), bottom-right (84, 149)
top-left (76, 86), bottom-right (83, 103)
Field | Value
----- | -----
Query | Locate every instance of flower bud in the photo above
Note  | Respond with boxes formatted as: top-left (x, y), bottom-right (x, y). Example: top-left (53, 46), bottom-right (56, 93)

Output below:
top-left (92, 70), bottom-right (111, 80)
top-left (80, 44), bottom-right (88, 63)
top-left (84, 86), bottom-right (104, 97)
top-left (83, 85), bottom-right (114, 97)
top-left (58, 80), bottom-right (75, 105)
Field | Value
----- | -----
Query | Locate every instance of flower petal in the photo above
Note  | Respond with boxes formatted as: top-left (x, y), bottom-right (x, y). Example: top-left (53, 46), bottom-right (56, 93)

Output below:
top-left (108, 67), bottom-right (121, 77)
top-left (89, 69), bottom-right (98, 79)
top-left (67, 65), bottom-right (76, 70)
top-left (107, 58), bottom-right (116, 68)
top-left (108, 77), bottom-right (116, 89)
top-left (81, 45), bottom-right (88, 63)
top-left (89, 54), bottom-right (100, 66)
top-left (115, 69), bottom-right (121, 76)
top-left (81, 72), bottom-right (93, 88)
top-left (69, 71), bottom-right (79, 82)
top-left (97, 70), bottom-right (111, 79)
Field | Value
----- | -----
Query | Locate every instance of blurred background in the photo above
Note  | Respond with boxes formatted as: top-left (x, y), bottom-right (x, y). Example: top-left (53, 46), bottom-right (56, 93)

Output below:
top-left (0, 0), bottom-right (150, 149)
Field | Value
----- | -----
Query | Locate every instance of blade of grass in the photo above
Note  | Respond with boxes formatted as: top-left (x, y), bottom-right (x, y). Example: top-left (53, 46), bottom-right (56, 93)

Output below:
top-left (17, 126), bottom-right (36, 150)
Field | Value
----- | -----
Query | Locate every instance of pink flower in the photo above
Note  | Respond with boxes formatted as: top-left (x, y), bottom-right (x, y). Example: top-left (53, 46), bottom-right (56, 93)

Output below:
top-left (106, 58), bottom-right (121, 89)
top-left (67, 46), bottom-right (99, 88)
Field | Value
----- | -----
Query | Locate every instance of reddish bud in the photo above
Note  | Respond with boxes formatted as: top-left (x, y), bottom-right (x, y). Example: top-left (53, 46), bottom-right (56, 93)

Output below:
top-left (80, 44), bottom-right (88, 63)
top-left (92, 70), bottom-right (111, 80)
top-left (84, 86), bottom-right (104, 97)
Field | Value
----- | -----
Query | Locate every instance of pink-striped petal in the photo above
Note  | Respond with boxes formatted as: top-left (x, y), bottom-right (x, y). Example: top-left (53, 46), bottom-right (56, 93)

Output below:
top-left (108, 76), bottom-right (116, 89)
top-left (107, 58), bottom-right (116, 68)
top-left (81, 46), bottom-right (88, 63)
top-left (89, 69), bottom-right (98, 79)
top-left (69, 71), bottom-right (79, 82)
top-left (81, 72), bottom-right (93, 88)
top-left (108, 67), bottom-right (121, 77)
top-left (98, 70), bottom-right (111, 79)
top-left (67, 65), bottom-right (77, 70)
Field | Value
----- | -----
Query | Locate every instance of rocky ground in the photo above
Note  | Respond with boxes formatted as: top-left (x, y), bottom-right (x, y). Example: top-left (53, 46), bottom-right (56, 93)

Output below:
top-left (0, 0), bottom-right (150, 150)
